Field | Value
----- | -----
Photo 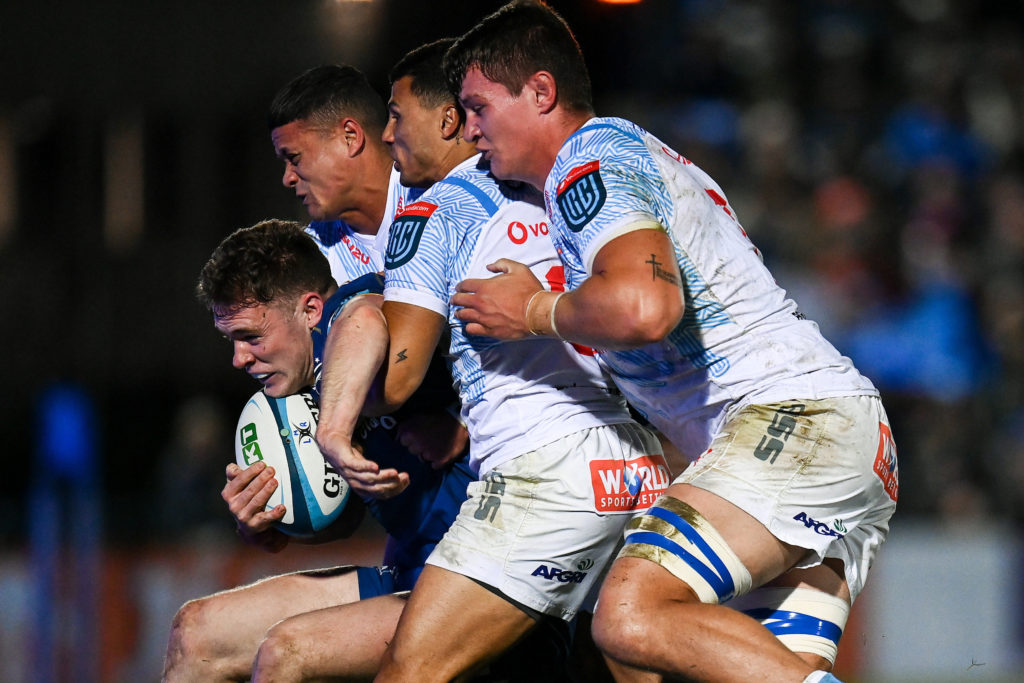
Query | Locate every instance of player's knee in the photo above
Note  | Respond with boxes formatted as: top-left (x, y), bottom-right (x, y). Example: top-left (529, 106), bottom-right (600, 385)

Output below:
top-left (591, 584), bottom-right (658, 664)
top-left (163, 599), bottom-right (216, 678)
top-left (252, 621), bottom-right (303, 679)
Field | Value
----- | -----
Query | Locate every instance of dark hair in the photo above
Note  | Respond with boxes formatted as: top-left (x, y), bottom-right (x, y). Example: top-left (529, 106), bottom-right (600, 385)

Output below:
top-left (197, 220), bottom-right (334, 312)
top-left (390, 38), bottom-right (459, 110)
top-left (443, 0), bottom-right (593, 113)
top-left (267, 64), bottom-right (386, 138)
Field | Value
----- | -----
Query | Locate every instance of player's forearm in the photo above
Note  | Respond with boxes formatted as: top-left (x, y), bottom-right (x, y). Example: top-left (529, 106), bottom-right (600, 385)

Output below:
top-left (526, 273), bottom-right (683, 350)
top-left (318, 294), bottom-right (390, 439)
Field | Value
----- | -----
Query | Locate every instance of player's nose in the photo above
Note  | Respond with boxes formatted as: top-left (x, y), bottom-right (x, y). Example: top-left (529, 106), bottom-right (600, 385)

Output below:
top-left (232, 343), bottom-right (254, 370)
top-left (281, 164), bottom-right (299, 188)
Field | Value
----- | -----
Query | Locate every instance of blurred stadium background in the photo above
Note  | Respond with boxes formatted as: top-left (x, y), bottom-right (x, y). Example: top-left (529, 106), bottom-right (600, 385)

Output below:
top-left (2, 0), bottom-right (1023, 680)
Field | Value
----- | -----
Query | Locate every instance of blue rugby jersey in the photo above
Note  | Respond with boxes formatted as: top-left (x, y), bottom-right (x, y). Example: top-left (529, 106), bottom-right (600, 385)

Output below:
top-left (311, 272), bottom-right (473, 590)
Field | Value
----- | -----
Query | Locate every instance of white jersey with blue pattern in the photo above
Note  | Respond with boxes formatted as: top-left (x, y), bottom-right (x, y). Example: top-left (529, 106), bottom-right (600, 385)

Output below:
top-left (384, 155), bottom-right (631, 475)
top-left (306, 167), bottom-right (422, 284)
top-left (544, 117), bottom-right (877, 456)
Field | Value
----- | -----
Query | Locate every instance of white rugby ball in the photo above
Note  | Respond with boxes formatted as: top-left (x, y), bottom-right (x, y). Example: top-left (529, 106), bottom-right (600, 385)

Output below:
top-left (234, 391), bottom-right (350, 537)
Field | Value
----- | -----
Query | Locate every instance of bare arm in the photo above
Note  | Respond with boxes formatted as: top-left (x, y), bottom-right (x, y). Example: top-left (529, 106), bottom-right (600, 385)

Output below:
top-left (452, 226), bottom-right (684, 349)
top-left (315, 294), bottom-right (447, 499)
top-left (315, 294), bottom-right (407, 499)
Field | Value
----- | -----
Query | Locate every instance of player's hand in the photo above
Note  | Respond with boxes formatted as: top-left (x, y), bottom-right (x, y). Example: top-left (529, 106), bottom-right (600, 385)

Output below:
top-left (452, 259), bottom-right (543, 339)
top-left (222, 462), bottom-right (289, 553)
top-left (398, 412), bottom-right (469, 470)
top-left (316, 427), bottom-right (411, 500)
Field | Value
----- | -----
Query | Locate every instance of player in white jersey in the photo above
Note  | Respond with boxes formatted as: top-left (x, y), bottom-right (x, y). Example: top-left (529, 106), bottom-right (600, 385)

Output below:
top-left (314, 39), bottom-right (667, 681)
top-left (445, 3), bottom-right (897, 683)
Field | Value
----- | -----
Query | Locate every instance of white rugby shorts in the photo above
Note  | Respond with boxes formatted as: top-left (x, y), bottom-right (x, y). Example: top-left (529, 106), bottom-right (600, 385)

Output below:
top-left (426, 422), bottom-right (666, 621)
top-left (677, 395), bottom-right (898, 599)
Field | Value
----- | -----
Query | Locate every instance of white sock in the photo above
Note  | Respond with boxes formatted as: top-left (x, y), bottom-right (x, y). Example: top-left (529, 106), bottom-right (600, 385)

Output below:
top-left (803, 672), bottom-right (841, 683)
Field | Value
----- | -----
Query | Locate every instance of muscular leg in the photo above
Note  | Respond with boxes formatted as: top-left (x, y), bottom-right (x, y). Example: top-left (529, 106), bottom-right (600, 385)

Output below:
top-left (752, 559), bottom-right (851, 671)
top-left (252, 593), bottom-right (407, 682)
top-left (375, 565), bottom-right (537, 682)
top-left (592, 483), bottom-right (830, 683)
top-left (162, 567), bottom-right (361, 682)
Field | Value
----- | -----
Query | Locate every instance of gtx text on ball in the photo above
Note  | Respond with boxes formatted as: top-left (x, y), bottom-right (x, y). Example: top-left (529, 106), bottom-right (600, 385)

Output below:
top-left (234, 391), bottom-right (351, 537)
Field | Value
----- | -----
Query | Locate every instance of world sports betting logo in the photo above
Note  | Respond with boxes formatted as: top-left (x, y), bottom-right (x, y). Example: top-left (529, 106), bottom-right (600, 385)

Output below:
top-left (590, 454), bottom-right (670, 512)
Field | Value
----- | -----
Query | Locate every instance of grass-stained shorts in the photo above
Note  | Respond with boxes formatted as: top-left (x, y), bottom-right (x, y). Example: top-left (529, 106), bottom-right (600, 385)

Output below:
top-left (676, 395), bottom-right (898, 599)
top-left (426, 422), bottom-right (666, 621)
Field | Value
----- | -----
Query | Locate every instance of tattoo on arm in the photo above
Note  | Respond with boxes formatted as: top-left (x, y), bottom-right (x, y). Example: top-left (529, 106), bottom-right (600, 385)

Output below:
top-left (395, 349), bottom-right (408, 363)
top-left (645, 254), bottom-right (680, 286)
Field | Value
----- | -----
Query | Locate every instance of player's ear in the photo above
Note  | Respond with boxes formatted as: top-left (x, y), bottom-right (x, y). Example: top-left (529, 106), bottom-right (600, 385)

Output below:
top-left (440, 103), bottom-right (462, 140)
top-left (300, 292), bottom-right (325, 329)
top-left (340, 118), bottom-right (366, 157)
top-left (527, 71), bottom-right (558, 114)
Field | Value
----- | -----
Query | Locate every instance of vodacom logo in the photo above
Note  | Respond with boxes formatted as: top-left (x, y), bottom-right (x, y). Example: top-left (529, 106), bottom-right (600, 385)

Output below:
top-left (507, 220), bottom-right (549, 244)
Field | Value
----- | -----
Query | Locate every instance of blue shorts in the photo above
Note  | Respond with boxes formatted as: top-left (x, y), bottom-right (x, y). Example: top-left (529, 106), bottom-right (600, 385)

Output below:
top-left (355, 564), bottom-right (422, 598)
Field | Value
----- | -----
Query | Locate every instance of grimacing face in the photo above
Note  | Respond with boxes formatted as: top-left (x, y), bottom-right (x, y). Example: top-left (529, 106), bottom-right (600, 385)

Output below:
top-left (213, 296), bottom-right (318, 398)
top-left (271, 119), bottom-right (355, 221)
top-left (382, 75), bottom-right (449, 188)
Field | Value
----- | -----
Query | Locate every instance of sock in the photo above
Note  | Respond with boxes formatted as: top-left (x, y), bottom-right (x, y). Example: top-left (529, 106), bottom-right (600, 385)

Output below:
top-left (803, 673), bottom-right (843, 683)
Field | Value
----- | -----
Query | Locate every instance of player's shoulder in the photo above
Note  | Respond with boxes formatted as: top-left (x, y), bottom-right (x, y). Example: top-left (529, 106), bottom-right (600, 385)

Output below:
top-left (551, 117), bottom-right (655, 186)
top-left (306, 220), bottom-right (356, 247)
top-left (416, 155), bottom-right (517, 220)
top-left (567, 117), bottom-right (648, 157)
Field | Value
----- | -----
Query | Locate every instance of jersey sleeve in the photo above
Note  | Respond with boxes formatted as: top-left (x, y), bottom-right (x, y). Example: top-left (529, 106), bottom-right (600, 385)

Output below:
top-left (381, 198), bottom-right (458, 318)
top-left (550, 125), bottom-right (670, 274)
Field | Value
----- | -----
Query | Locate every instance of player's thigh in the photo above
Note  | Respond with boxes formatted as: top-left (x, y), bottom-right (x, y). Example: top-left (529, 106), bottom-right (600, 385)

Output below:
top-left (392, 564), bottom-right (537, 664)
top-left (260, 593), bottom-right (408, 679)
top-left (668, 482), bottom-right (805, 586)
top-left (206, 565), bottom-right (363, 632)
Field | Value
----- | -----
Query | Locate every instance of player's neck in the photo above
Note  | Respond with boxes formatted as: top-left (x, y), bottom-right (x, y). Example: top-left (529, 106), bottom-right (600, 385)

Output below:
top-left (434, 137), bottom-right (479, 182)
top-left (340, 155), bottom-right (392, 235)
top-left (526, 110), bottom-right (593, 190)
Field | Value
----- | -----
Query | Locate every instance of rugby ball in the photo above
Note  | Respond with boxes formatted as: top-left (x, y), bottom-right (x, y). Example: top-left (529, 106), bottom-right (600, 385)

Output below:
top-left (234, 391), bottom-right (350, 537)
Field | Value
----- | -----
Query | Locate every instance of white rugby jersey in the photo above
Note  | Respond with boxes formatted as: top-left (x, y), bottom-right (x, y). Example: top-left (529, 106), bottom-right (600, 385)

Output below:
top-left (384, 155), bottom-right (631, 475)
top-left (544, 117), bottom-right (877, 456)
top-left (306, 167), bottom-right (422, 284)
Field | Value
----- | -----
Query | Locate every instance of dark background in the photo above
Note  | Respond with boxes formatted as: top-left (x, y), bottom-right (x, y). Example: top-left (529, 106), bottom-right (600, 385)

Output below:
top-left (3, 0), bottom-right (1024, 547)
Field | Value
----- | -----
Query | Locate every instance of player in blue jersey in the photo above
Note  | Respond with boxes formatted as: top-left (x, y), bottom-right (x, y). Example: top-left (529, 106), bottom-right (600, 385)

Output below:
top-left (445, 3), bottom-right (896, 683)
top-left (163, 63), bottom-right (464, 682)
top-left (161, 219), bottom-right (474, 682)
top-left (315, 39), bottom-right (665, 682)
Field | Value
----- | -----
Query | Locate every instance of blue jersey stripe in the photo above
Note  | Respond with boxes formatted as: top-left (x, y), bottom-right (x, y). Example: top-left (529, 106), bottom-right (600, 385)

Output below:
top-left (436, 177), bottom-right (500, 216)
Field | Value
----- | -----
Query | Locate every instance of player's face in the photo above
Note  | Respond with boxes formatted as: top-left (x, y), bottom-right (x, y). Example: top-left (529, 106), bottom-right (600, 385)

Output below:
top-left (459, 66), bottom-right (539, 186)
top-left (382, 76), bottom-right (447, 188)
top-left (214, 297), bottom-right (316, 398)
top-left (271, 120), bottom-right (353, 221)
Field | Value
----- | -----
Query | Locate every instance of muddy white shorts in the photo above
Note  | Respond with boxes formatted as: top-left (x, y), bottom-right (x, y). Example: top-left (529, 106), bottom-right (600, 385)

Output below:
top-left (675, 395), bottom-right (898, 599)
top-left (426, 421), bottom-right (667, 621)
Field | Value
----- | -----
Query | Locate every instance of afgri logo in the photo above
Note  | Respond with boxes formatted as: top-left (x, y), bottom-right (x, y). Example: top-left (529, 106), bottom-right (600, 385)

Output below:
top-left (590, 454), bottom-right (670, 512)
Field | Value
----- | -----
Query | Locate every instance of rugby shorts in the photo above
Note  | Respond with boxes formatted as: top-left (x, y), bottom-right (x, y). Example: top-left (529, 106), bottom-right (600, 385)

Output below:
top-left (426, 421), bottom-right (667, 621)
top-left (675, 395), bottom-right (898, 599)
